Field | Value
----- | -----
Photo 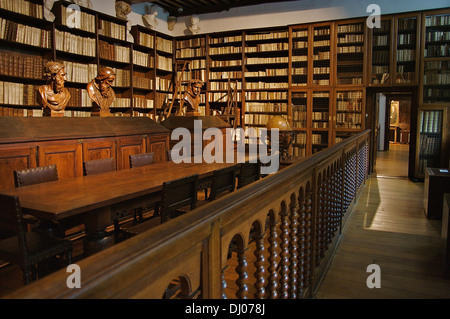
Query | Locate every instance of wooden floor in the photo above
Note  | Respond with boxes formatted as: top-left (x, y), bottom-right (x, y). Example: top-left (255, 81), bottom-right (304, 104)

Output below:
top-left (315, 143), bottom-right (450, 299)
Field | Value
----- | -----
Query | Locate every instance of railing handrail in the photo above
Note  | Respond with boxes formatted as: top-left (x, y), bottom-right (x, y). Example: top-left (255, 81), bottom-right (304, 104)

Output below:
top-left (5, 130), bottom-right (371, 299)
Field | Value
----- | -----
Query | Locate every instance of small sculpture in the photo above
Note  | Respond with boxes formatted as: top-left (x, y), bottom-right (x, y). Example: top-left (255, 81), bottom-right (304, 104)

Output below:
top-left (115, 1), bottom-right (131, 20)
top-left (87, 67), bottom-right (116, 117)
top-left (183, 79), bottom-right (203, 116)
top-left (143, 5), bottom-right (158, 30)
top-left (189, 14), bottom-right (200, 34)
top-left (38, 61), bottom-right (71, 117)
top-left (167, 16), bottom-right (177, 31)
top-left (43, 0), bottom-right (55, 22)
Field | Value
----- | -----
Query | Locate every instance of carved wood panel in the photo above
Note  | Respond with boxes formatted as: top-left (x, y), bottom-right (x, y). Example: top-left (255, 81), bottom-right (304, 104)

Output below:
top-left (37, 142), bottom-right (83, 180)
top-left (0, 146), bottom-right (37, 190)
top-left (146, 135), bottom-right (169, 163)
top-left (82, 139), bottom-right (117, 162)
top-left (116, 136), bottom-right (146, 170)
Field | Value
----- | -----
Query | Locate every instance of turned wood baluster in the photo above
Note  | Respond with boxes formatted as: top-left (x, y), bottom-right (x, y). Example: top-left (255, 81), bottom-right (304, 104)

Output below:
top-left (267, 218), bottom-right (279, 298)
top-left (316, 182), bottom-right (323, 266)
top-left (236, 247), bottom-right (249, 299)
top-left (304, 189), bottom-right (312, 291)
top-left (297, 195), bottom-right (306, 297)
top-left (279, 209), bottom-right (290, 299)
top-left (289, 200), bottom-right (299, 299)
top-left (254, 235), bottom-right (266, 299)
top-left (321, 177), bottom-right (329, 256)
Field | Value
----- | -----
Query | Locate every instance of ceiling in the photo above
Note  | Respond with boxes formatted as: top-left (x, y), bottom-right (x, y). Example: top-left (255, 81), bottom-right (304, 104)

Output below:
top-left (129, 0), bottom-right (298, 17)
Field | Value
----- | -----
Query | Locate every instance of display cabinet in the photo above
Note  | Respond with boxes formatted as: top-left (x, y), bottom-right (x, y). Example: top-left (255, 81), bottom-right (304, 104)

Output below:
top-left (368, 17), bottom-right (394, 86)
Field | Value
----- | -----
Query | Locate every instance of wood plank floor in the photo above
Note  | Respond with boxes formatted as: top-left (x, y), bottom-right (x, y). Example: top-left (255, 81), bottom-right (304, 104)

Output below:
top-left (315, 143), bottom-right (450, 299)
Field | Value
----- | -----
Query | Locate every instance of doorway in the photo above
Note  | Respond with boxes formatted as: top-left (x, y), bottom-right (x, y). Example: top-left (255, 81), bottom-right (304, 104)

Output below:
top-left (373, 92), bottom-right (412, 178)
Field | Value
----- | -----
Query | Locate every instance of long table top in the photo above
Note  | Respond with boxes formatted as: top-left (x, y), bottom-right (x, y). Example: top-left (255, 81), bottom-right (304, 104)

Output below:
top-left (0, 159), bottom-right (242, 221)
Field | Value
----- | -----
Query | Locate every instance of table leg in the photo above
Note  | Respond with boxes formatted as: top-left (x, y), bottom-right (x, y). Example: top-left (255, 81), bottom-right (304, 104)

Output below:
top-left (82, 206), bottom-right (114, 256)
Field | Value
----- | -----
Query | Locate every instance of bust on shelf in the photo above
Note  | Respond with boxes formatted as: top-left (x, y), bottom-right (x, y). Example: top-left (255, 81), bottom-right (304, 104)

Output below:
top-left (38, 61), bottom-right (71, 117)
top-left (183, 79), bottom-right (203, 116)
top-left (87, 67), bottom-right (116, 117)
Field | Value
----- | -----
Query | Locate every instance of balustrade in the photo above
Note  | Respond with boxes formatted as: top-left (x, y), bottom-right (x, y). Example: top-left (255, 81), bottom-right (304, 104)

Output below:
top-left (6, 130), bottom-right (371, 299)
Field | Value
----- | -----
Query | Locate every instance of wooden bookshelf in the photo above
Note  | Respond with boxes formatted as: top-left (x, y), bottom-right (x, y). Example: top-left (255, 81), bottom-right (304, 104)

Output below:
top-left (368, 17), bottom-right (394, 86)
top-left (335, 19), bottom-right (366, 86)
top-left (394, 13), bottom-right (420, 85)
top-left (130, 25), bottom-right (156, 119)
top-left (244, 27), bottom-right (289, 132)
top-left (207, 31), bottom-right (243, 120)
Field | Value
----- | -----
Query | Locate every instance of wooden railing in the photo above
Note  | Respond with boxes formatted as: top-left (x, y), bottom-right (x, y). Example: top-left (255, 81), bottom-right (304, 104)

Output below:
top-left (5, 130), bottom-right (371, 299)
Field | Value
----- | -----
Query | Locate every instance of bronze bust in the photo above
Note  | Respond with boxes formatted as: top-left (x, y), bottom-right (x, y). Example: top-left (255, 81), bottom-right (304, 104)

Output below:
top-left (38, 61), bottom-right (71, 117)
top-left (87, 67), bottom-right (116, 117)
top-left (183, 79), bottom-right (203, 116)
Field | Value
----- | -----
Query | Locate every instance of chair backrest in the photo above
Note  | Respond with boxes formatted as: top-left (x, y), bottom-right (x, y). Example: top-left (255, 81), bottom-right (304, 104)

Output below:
top-left (160, 174), bottom-right (199, 223)
top-left (83, 157), bottom-right (115, 176)
top-left (129, 152), bottom-right (155, 168)
top-left (14, 164), bottom-right (59, 188)
top-left (0, 194), bottom-right (28, 257)
top-left (237, 161), bottom-right (261, 189)
top-left (209, 165), bottom-right (237, 200)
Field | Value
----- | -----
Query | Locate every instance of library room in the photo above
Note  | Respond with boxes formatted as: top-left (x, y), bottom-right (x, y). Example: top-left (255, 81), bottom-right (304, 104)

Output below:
top-left (0, 0), bottom-right (449, 304)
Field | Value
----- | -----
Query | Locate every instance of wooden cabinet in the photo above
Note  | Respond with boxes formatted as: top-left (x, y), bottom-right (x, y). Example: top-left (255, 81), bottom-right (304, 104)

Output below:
top-left (0, 117), bottom-right (170, 190)
top-left (424, 167), bottom-right (450, 219)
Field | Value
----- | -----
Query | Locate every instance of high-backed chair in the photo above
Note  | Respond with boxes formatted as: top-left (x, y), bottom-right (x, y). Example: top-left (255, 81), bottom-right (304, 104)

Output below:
top-left (160, 174), bottom-right (199, 224)
top-left (13, 165), bottom-right (59, 231)
top-left (0, 194), bottom-right (73, 285)
top-left (83, 157), bottom-right (115, 176)
top-left (129, 152), bottom-right (155, 168)
top-left (237, 161), bottom-right (261, 189)
top-left (208, 165), bottom-right (237, 201)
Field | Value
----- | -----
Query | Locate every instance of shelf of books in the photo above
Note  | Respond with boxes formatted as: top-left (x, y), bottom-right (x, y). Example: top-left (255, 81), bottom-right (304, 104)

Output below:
top-left (290, 90), bottom-right (308, 158)
top-left (54, 1), bottom-right (98, 117)
top-left (415, 108), bottom-right (446, 178)
top-left (394, 13), bottom-right (420, 85)
top-left (311, 90), bottom-right (330, 154)
top-left (334, 89), bottom-right (364, 144)
top-left (421, 10), bottom-right (450, 105)
top-left (335, 19), bottom-right (365, 86)
top-left (369, 17), bottom-right (393, 86)
top-left (243, 28), bottom-right (289, 133)
top-left (155, 32), bottom-right (174, 120)
top-left (0, 0), bottom-right (52, 117)
top-left (130, 25), bottom-right (156, 119)
top-left (176, 35), bottom-right (207, 115)
top-left (290, 25), bottom-right (309, 87)
top-left (207, 31), bottom-right (243, 119)
top-left (312, 23), bottom-right (332, 86)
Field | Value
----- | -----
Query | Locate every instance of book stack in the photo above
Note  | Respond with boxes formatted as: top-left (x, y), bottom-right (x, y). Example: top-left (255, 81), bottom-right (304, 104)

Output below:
top-left (0, 52), bottom-right (48, 79)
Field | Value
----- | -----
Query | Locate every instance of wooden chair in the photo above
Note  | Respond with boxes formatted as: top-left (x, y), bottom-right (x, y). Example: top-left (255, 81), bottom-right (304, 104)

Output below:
top-left (237, 161), bottom-right (261, 189)
top-left (0, 194), bottom-right (73, 285)
top-left (13, 165), bottom-right (59, 232)
top-left (83, 157), bottom-right (115, 176)
top-left (160, 174), bottom-right (199, 224)
top-left (14, 164), bottom-right (58, 188)
top-left (208, 165), bottom-right (237, 201)
top-left (129, 152), bottom-right (155, 168)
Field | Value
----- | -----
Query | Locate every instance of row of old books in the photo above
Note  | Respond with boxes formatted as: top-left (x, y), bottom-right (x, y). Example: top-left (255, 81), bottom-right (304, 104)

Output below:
top-left (156, 37), bottom-right (173, 54)
top-left (0, 18), bottom-right (51, 48)
top-left (176, 47), bottom-right (207, 58)
top-left (133, 75), bottom-right (153, 90)
top-left (177, 37), bottom-right (206, 49)
top-left (55, 30), bottom-right (96, 56)
top-left (0, 81), bottom-right (37, 105)
top-left (245, 90), bottom-right (287, 100)
top-left (60, 6), bottom-right (95, 33)
top-left (246, 102), bottom-right (287, 113)
top-left (209, 35), bottom-right (242, 45)
top-left (98, 20), bottom-right (126, 41)
top-left (245, 69), bottom-right (288, 77)
top-left (157, 55), bottom-right (172, 71)
top-left (0, 0), bottom-right (43, 18)
top-left (0, 52), bottom-right (48, 79)
top-left (133, 50), bottom-right (154, 68)
top-left (245, 42), bottom-right (289, 52)
top-left (99, 40), bottom-right (130, 63)
top-left (245, 82), bottom-right (289, 90)
top-left (420, 110), bottom-right (443, 134)
top-left (66, 87), bottom-right (91, 107)
top-left (63, 62), bottom-right (97, 84)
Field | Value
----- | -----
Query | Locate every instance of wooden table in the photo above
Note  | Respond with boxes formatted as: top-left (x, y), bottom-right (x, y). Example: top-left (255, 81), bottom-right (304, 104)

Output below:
top-left (0, 159), bottom-right (242, 255)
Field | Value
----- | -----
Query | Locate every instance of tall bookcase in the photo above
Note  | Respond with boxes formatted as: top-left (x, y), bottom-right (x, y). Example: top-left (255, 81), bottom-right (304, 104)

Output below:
top-left (0, 0), bottom-right (51, 116)
top-left (415, 9), bottom-right (450, 178)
